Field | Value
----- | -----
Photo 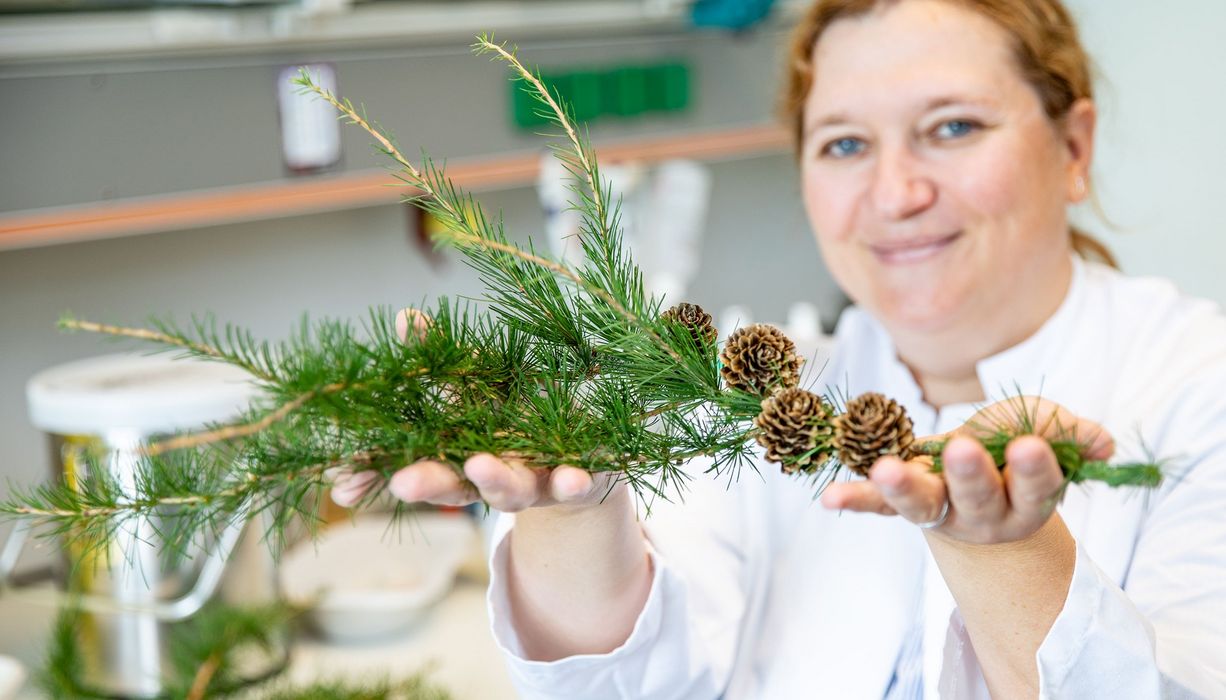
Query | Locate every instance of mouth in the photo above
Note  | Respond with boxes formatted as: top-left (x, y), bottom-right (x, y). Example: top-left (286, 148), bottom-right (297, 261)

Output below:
top-left (868, 231), bottom-right (962, 265)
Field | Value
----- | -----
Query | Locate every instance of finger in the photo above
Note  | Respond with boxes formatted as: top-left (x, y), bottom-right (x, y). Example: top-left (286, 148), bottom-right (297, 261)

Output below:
top-left (387, 461), bottom-right (476, 506)
top-left (1002, 435), bottom-right (1065, 522)
top-left (966, 397), bottom-right (1114, 461)
top-left (330, 470), bottom-right (381, 508)
top-left (394, 308), bottom-right (432, 344)
top-left (547, 466), bottom-right (597, 504)
top-left (463, 453), bottom-right (546, 512)
top-left (820, 480), bottom-right (898, 516)
top-left (942, 437), bottom-right (1007, 522)
top-left (869, 456), bottom-right (947, 526)
top-left (1028, 404), bottom-right (1111, 459)
top-left (1067, 418), bottom-right (1114, 461)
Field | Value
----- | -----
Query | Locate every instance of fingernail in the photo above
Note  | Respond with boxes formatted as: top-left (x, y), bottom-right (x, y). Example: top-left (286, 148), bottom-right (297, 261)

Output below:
top-left (331, 471), bottom-right (379, 506)
top-left (388, 471), bottom-right (420, 501)
top-left (948, 456), bottom-right (978, 477)
top-left (1087, 431), bottom-right (1113, 458)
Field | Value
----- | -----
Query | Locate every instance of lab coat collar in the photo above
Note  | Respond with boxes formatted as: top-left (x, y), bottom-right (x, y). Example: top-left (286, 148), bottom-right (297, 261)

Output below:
top-left (974, 255), bottom-right (1087, 403)
top-left (852, 255), bottom-right (1087, 439)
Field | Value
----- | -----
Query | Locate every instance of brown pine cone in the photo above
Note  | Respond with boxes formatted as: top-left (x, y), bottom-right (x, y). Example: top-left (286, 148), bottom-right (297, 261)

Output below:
top-left (661, 302), bottom-right (717, 348)
top-left (755, 388), bottom-right (834, 474)
top-left (832, 392), bottom-right (917, 476)
top-left (719, 324), bottom-right (801, 395)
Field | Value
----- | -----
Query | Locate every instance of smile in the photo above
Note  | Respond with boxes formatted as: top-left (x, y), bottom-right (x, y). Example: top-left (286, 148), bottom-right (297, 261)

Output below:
top-left (868, 232), bottom-right (962, 265)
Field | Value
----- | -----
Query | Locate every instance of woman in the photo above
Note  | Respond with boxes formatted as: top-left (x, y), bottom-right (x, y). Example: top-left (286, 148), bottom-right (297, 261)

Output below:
top-left (334, 1), bottom-right (1226, 697)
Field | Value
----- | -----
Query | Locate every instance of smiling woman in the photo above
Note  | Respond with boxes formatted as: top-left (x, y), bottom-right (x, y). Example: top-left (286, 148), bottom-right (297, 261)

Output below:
top-left (331, 2), bottom-right (1226, 698)
top-left (793, 0), bottom-right (1091, 404)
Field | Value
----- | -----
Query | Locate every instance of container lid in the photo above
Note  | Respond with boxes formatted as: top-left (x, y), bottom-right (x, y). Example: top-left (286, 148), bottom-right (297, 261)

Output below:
top-left (26, 353), bottom-right (259, 436)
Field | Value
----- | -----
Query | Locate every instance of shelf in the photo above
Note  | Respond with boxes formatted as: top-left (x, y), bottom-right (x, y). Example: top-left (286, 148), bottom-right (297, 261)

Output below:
top-left (0, 1), bottom-right (809, 65)
top-left (0, 122), bottom-right (791, 252)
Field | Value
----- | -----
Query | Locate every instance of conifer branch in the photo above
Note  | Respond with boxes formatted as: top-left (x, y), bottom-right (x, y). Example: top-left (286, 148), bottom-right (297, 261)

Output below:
top-left (60, 317), bottom-right (226, 361)
top-left (473, 36), bottom-right (610, 240)
top-left (142, 382), bottom-right (347, 457)
top-left (296, 69), bottom-right (675, 360)
top-left (185, 651), bottom-right (222, 700)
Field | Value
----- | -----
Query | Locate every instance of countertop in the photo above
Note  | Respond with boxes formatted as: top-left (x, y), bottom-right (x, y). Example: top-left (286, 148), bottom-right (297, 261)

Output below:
top-left (0, 556), bottom-right (516, 698)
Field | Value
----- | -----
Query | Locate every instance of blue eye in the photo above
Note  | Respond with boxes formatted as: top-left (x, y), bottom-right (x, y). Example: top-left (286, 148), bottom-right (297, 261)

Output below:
top-left (822, 137), bottom-right (866, 159)
top-left (934, 119), bottom-right (979, 139)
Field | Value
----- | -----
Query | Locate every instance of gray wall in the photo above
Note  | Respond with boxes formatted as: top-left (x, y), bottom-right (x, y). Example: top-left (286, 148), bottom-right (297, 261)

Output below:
top-left (1067, 0), bottom-right (1226, 302)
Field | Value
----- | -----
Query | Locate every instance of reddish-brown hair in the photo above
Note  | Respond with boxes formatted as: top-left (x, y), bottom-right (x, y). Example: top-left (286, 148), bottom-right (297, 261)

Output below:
top-left (782, 0), bottom-right (1117, 267)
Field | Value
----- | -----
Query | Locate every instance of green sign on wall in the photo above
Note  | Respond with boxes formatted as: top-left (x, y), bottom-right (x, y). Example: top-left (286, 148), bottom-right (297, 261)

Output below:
top-left (511, 62), bottom-right (691, 128)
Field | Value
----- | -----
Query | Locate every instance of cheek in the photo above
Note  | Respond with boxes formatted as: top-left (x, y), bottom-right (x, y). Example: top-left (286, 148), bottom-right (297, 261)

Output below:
top-left (801, 165), bottom-right (862, 245)
top-left (947, 131), bottom-right (1067, 240)
top-left (801, 165), bottom-right (873, 303)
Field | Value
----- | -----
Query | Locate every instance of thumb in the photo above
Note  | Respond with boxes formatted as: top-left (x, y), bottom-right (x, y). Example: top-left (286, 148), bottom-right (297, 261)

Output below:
top-left (395, 308), bottom-right (432, 344)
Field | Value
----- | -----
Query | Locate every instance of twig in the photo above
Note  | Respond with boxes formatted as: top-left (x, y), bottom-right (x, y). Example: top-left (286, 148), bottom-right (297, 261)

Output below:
top-left (185, 651), bottom-right (221, 700)
top-left (470, 40), bottom-right (683, 362)
top-left (61, 319), bottom-right (226, 360)
top-left (141, 382), bottom-right (347, 457)
top-left (475, 37), bottom-right (609, 241)
top-left (6, 458), bottom-right (350, 520)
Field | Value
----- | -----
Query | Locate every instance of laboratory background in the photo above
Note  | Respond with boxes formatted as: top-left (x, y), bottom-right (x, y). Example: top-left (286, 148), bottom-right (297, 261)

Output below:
top-left (0, 0), bottom-right (1224, 697)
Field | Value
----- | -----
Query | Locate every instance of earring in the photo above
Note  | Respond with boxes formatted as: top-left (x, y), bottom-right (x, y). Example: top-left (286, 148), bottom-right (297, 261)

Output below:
top-left (1074, 175), bottom-right (1087, 198)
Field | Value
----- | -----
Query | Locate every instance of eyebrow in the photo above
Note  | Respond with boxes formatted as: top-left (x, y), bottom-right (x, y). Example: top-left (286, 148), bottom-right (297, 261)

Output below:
top-left (802, 95), bottom-right (998, 140)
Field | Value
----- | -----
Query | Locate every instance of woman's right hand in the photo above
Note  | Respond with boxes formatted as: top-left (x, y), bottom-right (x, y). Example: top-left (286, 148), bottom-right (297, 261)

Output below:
top-left (331, 309), bottom-right (649, 661)
top-left (327, 307), bottom-right (620, 513)
top-left (329, 452), bottom-right (616, 512)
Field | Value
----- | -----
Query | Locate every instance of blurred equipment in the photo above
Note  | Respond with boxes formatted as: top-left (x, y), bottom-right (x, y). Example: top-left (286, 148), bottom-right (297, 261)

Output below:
top-left (278, 63), bottom-right (342, 175)
top-left (539, 156), bottom-right (712, 303)
top-left (0, 655), bottom-right (24, 700)
top-left (0, 0), bottom-right (288, 12)
top-left (2, 353), bottom-right (285, 699)
top-left (634, 159), bottom-right (712, 302)
top-left (279, 511), bottom-right (476, 642)
top-left (691, 0), bottom-right (777, 30)
top-left (511, 61), bottom-right (691, 130)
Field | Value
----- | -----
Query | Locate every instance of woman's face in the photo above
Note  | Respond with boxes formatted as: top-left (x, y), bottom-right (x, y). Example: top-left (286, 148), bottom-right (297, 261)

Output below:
top-left (800, 0), bottom-right (1090, 335)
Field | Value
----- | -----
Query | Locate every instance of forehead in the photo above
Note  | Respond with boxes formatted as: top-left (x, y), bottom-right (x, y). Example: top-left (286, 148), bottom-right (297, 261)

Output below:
top-left (807, 0), bottom-right (1029, 117)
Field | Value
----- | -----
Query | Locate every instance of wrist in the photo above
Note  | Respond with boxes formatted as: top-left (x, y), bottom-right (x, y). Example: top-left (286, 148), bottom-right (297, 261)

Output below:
top-left (926, 512), bottom-right (1074, 561)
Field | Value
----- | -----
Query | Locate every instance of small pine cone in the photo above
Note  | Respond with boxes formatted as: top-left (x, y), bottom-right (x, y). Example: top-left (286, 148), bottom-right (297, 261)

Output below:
top-left (719, 324), bottom-right (801, 395)
top-left (832, 392), bottom-right (917, 476)
top-left (755, 388), bottom-right (834, 474)
top-left (662, 302), bottom-right (717, 348)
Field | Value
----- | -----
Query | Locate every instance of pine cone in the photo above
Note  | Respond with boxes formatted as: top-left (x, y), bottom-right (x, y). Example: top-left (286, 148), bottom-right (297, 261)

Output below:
top-left (661, 302), bottom-right (717, 348)
top-left (755, 388), bottom-right (834, 474)
top-left (832, 392), bottom-right (917, 476)
top-left (719, 324), bottom-right (801, 395)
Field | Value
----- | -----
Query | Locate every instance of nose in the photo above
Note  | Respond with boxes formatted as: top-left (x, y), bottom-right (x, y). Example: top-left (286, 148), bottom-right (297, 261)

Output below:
top-left (869, 145), bottom-right (937, 220)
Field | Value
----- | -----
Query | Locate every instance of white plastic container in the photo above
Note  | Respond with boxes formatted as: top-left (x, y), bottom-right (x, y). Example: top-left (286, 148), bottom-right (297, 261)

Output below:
top-left (4, 352), bottom-right (285, 698)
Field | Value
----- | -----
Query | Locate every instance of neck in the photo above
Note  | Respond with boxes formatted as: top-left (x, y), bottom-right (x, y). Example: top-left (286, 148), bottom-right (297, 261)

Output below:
top-left (889, 256), bottom-right (1074, 409)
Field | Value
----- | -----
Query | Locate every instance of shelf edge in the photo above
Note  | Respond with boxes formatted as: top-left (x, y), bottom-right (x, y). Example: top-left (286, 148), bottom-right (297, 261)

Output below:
top-left (0, 123), bottom-right (792, 252)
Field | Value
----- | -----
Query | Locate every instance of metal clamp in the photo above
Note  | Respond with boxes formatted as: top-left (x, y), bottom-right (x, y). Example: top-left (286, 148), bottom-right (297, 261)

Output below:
top-left (0, 513), bottom-right (247, 622)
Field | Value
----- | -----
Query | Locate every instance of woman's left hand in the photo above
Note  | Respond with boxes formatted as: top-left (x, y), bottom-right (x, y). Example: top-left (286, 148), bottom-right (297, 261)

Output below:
top-left (820, 397), bottom-right (1115, 545)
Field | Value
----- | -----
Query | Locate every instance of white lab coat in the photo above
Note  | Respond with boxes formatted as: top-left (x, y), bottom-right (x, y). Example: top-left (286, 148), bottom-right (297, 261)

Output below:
top-left (485, 257), bottom-right (1226, 699)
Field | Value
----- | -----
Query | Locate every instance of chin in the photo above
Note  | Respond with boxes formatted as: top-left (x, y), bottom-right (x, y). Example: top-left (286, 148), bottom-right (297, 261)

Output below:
top-left (872, 289), bottom-right (965, 333)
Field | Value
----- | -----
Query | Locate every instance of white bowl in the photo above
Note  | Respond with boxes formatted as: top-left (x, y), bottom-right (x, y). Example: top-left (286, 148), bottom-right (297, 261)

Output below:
top-left (0, 655), bottom-right (25, 700)
top-left (279, 512), bottom-right (477, 642)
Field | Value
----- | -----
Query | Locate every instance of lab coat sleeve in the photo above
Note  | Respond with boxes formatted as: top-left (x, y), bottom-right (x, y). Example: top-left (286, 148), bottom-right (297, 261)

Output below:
top-left (484, 461), bottom-right (765, 700)
top-left (1034, 399), bottom-right (1226, 697)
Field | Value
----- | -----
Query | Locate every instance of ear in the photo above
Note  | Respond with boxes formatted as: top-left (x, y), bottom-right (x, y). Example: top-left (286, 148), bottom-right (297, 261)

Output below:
top-left (1062, 98), bottom-right (1096, 203)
